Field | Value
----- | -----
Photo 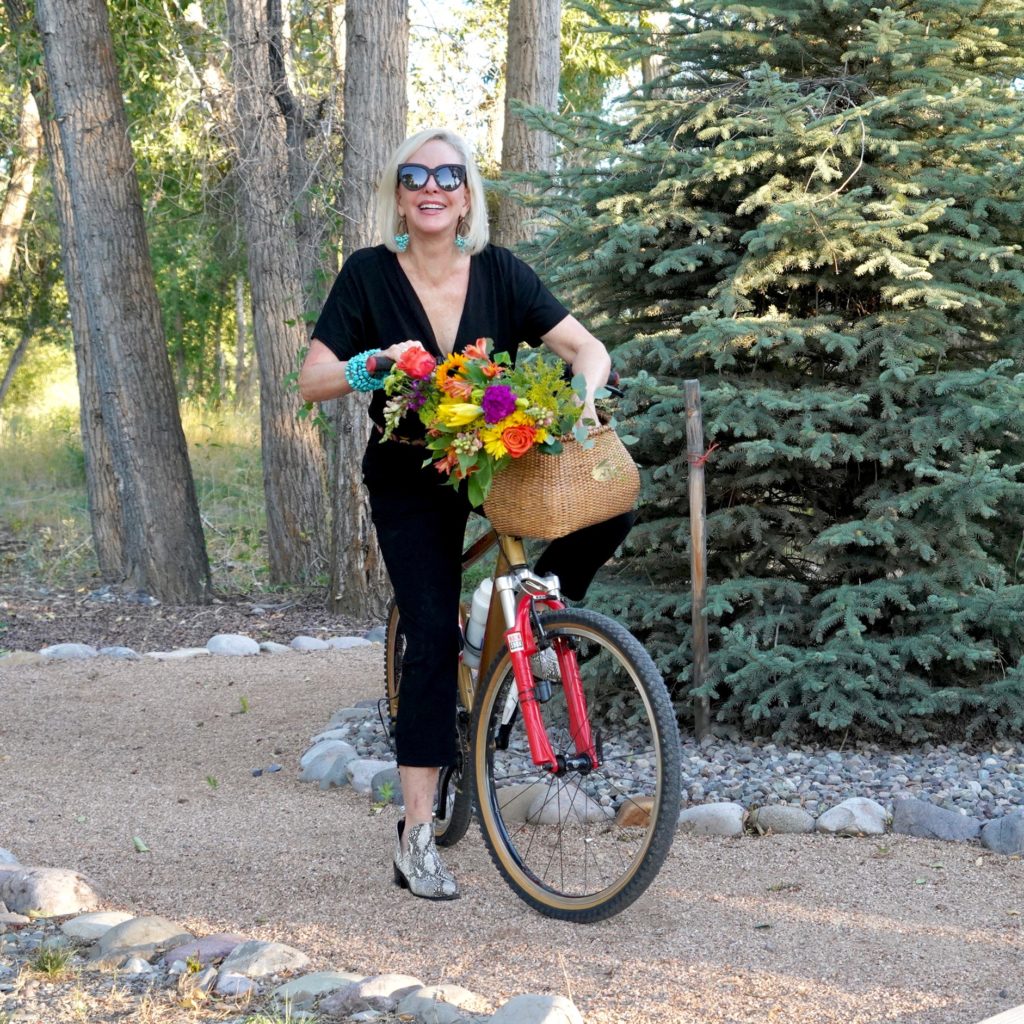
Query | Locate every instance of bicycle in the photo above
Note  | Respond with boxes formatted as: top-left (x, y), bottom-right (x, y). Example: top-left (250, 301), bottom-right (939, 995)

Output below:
top-left (382, 522), bottom-right (682, 923)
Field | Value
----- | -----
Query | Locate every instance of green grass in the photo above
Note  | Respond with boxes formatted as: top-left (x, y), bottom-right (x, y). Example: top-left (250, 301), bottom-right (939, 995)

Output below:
top-left (0, 402), bottom-right (268, 594)
top-left (29, 943), bottom-right (74, 976)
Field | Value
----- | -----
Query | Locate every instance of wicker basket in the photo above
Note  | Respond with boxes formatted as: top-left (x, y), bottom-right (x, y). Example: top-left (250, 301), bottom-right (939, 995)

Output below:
top-left (483, 425), bottom-right (641, 540)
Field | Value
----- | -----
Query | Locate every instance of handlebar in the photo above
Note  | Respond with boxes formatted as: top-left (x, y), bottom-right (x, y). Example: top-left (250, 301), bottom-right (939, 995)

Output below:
top-left (365, 353), bottom-right (621, 395)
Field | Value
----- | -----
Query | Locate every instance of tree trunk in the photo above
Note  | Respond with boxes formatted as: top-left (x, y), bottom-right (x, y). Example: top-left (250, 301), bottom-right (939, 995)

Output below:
top-left (2, 0), bottom-right (124, 578)
top-left (225, 0), bottom-right (328, 584)
top-left (0, 328), bottom-right (31, 410)
top-left (640, 11), bottom-right (671, 96)
top-left (496, 0), bottom-right (561, 248)
top-left (35, 0), bottom-right (211, 603)
top-left (326, 0), bottom-right (407, 620)
top-left (233, 273), bottom-right (249, 404)
top-left (0, 84), bottom-right (41, 305)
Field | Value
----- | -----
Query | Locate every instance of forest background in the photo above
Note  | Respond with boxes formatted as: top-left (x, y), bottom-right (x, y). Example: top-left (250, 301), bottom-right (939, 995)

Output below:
top-left (2, 0), bottom-right (1024, 747)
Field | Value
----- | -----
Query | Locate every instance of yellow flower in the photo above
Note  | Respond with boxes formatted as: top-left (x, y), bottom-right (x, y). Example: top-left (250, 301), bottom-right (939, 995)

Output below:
top-left (483, 435), bottom-right (508, 458)
top-left (434, 353), bottom-right (467, 392)
top-left (436, 402), bottom-right (483, 427)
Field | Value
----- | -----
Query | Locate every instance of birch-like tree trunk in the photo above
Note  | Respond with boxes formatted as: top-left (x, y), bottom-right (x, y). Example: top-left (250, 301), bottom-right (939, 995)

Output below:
top-left (327, 0), bottom-right (407, 619)
top-left (225, 0), bottom-right (328, 583)
top-left (495, 0), bottom-right (561, 248)
top-left (0, 84), bottom-right (41, 305)
top-left (35, 0), bottom-right (210, 602)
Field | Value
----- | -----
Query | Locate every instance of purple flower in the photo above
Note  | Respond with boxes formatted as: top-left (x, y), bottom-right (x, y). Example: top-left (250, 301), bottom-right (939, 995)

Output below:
top-left (407, 380), bottom-right (428, 411)
top-left (481, 384), bottom-right (517, 424)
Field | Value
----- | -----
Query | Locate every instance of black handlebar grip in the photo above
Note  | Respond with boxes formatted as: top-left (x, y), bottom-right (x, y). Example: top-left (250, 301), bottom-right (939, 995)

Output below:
top-left (366, 354), bottom-right (395, 376)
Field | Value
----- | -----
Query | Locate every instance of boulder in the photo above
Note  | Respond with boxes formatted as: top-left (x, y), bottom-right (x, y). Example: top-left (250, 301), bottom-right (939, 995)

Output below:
top-left (98, 647), bottom-right (141, 660)
top-left (327, 636), bottom-right (372, 650)
top-left (207, 634), bottom-right (260, 656)
top-left (527, 783), bottom-right (613, 825)
top-left (215, 972), bottom-right (260, 999)
top-left (61, 911), bottom-right (135, 942)
top-left (0, 867), bottom-right (101, 917)
top-left (161, 932), bottom-right (246, 967)
top-left (259, 641), bottom-right (291, 655)
top-left (39, 643), bottom-right (97, 660)
top-left (980, 812), bottom-right (1024, 856)
top-left (320, 973), bottom-right (424, 1016)
top-left (490, 994), bottom-right (585, 1024)
top-left (271, 971), bottom-right (365, 1010)
top-left (371, 767), bottom-right (403, 805)
top-left (750, 805), bottom-right (816, 835)
top-left (93, 916), bottom-right (193, 965)
top-left (347, 758), bottom-right (398, 795)
top-left (291, 636), bottom-right (330, 651)
top-left (891, 797), bottom-right (981, 842)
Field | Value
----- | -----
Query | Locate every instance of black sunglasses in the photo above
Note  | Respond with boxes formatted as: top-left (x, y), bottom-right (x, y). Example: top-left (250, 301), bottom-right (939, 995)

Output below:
top-left (397, 163), bottom-right (467, 192)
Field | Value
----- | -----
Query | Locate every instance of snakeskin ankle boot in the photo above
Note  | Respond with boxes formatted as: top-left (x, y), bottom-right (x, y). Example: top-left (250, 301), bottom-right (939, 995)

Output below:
top-left (393, 819), bottom-right (460, 901)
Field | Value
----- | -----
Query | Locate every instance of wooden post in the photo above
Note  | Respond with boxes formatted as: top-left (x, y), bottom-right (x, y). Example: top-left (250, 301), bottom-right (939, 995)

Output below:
top-left (685, 380), bottom-right (711, 740)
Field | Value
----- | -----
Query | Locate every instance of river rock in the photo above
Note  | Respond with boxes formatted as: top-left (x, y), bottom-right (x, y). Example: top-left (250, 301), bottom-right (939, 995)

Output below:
top-left (39, 643), bottom-right (97, 660)
top-left (259, 641), bottom-right (292, 654)
top-left (93, 916), bottom-right (193, 965)
top-left (0, 867), bottom-right (101, 916)
top-left (147, 648), bottom-right (210, 661)
top-left (61, 911), bottom-right (135, 941)
top-left (678, 802), bottom-right (746, 837)
top-left (300, 747), bottom-right (359, 786)
top-left (331, 707), bottom-right (376, 723)
top-left (527, 783), bottom-right (613, 825)
top-left (219, 939), bottom-right (310, 978)
top-left (490, 994), bottom-right (585, 1024)
top-left (271, 971), bottom-right (365, 1010)
top-left (750, 805), bottom-right (816, 835)
top-left (364, 625), bottom-right (387, 643)
top-left (980, 812), bottom-right (1024, 855)
top-left (320, 973), bottom-right (424, 1016)
top-left (398, 984), bottom-right (492, 1020)
top-left (348, 758), bottom-right (398, 795)
top-left (891, 797), bottom-right (982, 842)
top-left (207, 634), bottom-right (260, 656)
top-left (291, 635), bottom-right (330, 651)
top-left (299, 739), bottom-right (358, 772)
top-left (493, 784), bottom-right (543, 823)
top-left (816, 798), bottom-right (887, 836)
top-left (122, 956), bottom-right (155, 974)
top-left (327, 636), bottom-right (372, 650)
top-left (371, 767), bottom-right (403, 804)
top-left (98, 647), bottom-right (141, 660)
top-left (161, 932), bottom-right (246, 967)
top-left (216, 972), bottom-right (260, 999)
top-left (0, 849), bottom-right (18, 866)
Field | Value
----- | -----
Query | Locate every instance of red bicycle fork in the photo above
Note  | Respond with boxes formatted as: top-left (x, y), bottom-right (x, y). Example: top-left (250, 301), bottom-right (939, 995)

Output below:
top-left (504, 594), bottom-right (599, 775)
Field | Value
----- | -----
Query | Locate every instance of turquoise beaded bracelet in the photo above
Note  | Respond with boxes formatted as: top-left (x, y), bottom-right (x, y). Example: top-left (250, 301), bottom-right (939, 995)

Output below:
top-left (345, 349), bottom-right (385, 392)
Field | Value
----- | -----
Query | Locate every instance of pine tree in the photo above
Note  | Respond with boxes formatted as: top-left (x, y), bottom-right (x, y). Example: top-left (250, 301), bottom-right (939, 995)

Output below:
top-left (526, 0), bottom-right (1024, 740)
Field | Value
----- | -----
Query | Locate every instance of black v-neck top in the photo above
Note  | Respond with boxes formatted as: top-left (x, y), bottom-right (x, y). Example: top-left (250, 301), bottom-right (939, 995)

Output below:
top-left (312, 244), bottom-right (570, 439)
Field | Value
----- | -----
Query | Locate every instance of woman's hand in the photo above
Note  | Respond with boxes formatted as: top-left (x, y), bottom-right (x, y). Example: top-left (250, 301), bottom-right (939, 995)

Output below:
top-left (379, 340), bottom-right (428, 363)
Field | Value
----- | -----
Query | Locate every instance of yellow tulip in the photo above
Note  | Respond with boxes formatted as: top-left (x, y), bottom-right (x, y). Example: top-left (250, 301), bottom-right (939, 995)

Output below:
top-left (437, 402), bottom-right (483, 427)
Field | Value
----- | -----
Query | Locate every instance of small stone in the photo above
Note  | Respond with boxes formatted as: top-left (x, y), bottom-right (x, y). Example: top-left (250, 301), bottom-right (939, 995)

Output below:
top-left (168, 959), bottom-right (189, 975)
top-left (39, 643), bottom-right (97, 660)
top-left (259, 641), bottom-right (292, 655)
top-left (291, 635), bottom-right (330, 651)
top-left (0, 867), bottom-right (101, 917)
top-left (490, 994), bottom-right (584, 1024)
top-left (94, 916), bottom-right (194, 965)
top-left (816, 798), bottom-right (887, 837)
top-left (0, 850), bottom-right (19, 866)
top-left (892, 797), bottom-right (982, 842)
top-left (363, 626), bottom-right (387, 643)
top-left (677, 802), bottom-right (746, 837)
top-left (980, 812), bottom-right (1024, 856)
top-left (219, 939), bottom-right (310, 978)
top-left (207, 634), bottom-right (260, 656)
top-left (299, 739), bottom-right (357, 775)
top-left (371, 767), bottom-right (403, 804)
top-left (61, 911), bottom-right (135, 942)
top-left (98, 646), bottom-right (141, 660)
top-left (348, 758), bottom-right (399, 795)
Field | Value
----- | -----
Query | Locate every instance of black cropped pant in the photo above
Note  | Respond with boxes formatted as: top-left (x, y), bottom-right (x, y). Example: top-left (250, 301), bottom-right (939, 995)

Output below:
top-left (364, 439), bottom-right (633, 767)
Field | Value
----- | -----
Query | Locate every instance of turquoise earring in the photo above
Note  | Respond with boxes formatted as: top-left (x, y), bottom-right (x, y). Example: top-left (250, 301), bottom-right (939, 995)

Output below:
top-left (395, 217), bottom-right (409, 253)
top-left (455, 218), bottom-right (468, 252)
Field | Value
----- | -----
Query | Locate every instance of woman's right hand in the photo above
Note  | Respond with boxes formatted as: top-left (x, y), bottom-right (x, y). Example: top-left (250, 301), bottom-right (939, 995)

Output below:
top-left (379, 340), bottom-right (428, 363)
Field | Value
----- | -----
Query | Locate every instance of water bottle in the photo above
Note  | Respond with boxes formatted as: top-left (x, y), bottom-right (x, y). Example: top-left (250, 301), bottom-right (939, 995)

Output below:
top-left (462, 578), bottom-right (493, 670)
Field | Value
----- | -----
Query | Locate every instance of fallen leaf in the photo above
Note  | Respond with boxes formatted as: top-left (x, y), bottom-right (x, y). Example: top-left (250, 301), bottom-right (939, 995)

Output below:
top-left (132, 836), bottom-right (150, 853)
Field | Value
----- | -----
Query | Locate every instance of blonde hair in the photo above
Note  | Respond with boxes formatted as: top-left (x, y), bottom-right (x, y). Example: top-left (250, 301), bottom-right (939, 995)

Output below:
top-left (376, 128), bottom-right (489, 255)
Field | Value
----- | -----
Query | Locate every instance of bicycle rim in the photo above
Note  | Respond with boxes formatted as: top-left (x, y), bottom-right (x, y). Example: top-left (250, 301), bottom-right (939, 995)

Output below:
top-left (472, 608), bottom-right (682, 922)
top-left (384, 600), bottom-right (473, 848)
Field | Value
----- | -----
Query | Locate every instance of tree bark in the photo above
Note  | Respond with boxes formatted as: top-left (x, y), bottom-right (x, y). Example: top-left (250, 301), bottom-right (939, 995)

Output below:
top-left (0, 84), bottom-right (41, 305)
top-left (35, 0), bottom-right (210, 603)
top-left (225, 0), bottom-right (328, 584)
top-left (496, 0), bottom-right (561, 248)
top-left (326, 0), bottom-right (407, 620)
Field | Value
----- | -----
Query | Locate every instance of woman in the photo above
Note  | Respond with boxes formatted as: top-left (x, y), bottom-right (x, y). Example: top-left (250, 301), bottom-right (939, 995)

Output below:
top-left (299, 127), bottom-right (632, 901)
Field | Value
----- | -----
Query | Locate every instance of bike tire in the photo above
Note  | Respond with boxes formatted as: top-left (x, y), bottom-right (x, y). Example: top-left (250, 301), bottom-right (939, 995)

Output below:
top-left (384, 599), bottom-right (474, 848)
top-left (470, 607), bottom-right (682, 922)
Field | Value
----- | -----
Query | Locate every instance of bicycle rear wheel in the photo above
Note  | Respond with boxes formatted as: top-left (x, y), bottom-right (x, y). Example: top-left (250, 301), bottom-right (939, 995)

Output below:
top-left (384, 600), bottom-right (474, 847)
top-left (470, 608), bottom-right (681, 922)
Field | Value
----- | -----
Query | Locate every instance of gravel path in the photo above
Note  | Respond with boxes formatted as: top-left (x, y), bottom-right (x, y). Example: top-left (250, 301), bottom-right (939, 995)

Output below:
top-left (1, 650), bottom-right (1023, 1024)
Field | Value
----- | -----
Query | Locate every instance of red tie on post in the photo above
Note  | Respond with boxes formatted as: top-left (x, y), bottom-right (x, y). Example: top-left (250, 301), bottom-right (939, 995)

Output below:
top-left (684, 380), bottom-right (712, 740)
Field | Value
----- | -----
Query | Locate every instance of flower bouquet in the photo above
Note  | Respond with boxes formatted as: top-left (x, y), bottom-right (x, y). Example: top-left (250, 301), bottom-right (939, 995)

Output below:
top-left (380, 338), bottom-right (588, 506)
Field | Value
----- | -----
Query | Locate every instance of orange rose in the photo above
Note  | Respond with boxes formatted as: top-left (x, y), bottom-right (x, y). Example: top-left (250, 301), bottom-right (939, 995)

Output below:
top-left (396, 346), bottom-right (437, 379)
top-left (501, 424), bottom-right (537, 458)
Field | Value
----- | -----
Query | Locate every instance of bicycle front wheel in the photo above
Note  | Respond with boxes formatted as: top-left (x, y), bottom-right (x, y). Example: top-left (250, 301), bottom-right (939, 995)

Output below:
top-left (384, 600), bottom-right (473, 848)
top-left (470, 608), bottom-right (682, 922)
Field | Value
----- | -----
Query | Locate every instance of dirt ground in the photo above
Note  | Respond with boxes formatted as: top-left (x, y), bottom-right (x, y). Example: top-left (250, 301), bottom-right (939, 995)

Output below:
top-left (1, 648), bottom-right (1022, 1024)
